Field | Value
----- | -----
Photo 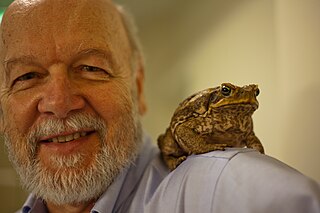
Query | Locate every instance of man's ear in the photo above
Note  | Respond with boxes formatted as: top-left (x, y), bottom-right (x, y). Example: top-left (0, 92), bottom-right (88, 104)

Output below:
top-left (135, 59), bottom-right (147, 115)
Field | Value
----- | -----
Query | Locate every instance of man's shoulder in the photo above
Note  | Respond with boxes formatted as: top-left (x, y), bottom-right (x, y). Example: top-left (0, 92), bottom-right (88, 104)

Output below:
top-left (144, 148), bottom-right (320, 213)
top-left (171, 148), bottom-right (260, 177)
top-left (171, 148), bottom-right (311, 181)
top-left (168, 148), bottom-right (319, 193)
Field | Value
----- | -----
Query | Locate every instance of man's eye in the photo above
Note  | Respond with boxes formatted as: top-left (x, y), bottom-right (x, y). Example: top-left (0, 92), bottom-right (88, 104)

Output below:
top-left (77, 65), bottom-right (112, 80)
top-left (14, 72), bottom-right (39, 82)
top-left (81, 65), bottom-right (105, 72)
top-left (10, 72), bottom-right (43, 90)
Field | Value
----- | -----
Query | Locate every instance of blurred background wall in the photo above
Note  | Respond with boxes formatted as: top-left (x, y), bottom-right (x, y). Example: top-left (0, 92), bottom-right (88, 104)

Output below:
top-left (0, 0), bottom-right (319, 212)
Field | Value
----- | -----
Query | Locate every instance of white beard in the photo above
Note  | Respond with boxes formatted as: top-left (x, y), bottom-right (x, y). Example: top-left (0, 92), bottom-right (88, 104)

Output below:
top-left (4, 111), bottom-right (142, 205)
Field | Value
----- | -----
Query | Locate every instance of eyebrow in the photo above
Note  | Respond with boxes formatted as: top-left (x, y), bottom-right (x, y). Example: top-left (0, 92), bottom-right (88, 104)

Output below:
top-left (72, 48), bottom-right (116, 68)
top-left (3, 48), bottom-right (116, 71)
top-left (3, 55), bottom-right (39, 80)
top-left (3, 55), bottom-right (37, 71)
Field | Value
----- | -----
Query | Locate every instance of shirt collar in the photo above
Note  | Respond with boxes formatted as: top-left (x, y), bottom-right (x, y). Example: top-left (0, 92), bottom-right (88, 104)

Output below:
top-left (90, 166), bottom-right (129, 213)
top-left (91, 135), bottom-right (158, 213)
top-left (22, 194), bottom-right (48, 213)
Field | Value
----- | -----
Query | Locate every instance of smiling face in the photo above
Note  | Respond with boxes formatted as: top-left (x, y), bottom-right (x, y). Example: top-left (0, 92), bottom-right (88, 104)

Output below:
top-left (0, 0), bottom-right (145, 205)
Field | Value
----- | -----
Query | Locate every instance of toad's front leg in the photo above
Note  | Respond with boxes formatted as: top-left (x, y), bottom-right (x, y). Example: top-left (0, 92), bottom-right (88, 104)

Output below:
top-left (158, 128), bottom-right (188, 170)
top-left (174, 123), bottom-right (228, 155)
top-left (246, 133), bottom-right (264, 154)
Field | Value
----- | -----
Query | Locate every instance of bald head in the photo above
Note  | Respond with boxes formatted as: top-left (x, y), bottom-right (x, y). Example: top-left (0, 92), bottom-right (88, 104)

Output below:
top-left (3, 0), bottom-right (126, 56)
top-left (2, 0), bottom-right (123, 35)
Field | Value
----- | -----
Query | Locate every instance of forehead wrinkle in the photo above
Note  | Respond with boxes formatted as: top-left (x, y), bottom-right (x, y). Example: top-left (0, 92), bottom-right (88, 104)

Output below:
top-left (62, 1), bottom-right (88, 34)
top-left (49, 1), bottom-right (86, 37)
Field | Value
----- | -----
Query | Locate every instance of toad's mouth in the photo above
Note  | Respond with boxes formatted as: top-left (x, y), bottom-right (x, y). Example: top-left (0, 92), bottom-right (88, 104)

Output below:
top-left (216, 103), bottom-right (258, 109)
top-left (40, 131), bottom-right (95, 144)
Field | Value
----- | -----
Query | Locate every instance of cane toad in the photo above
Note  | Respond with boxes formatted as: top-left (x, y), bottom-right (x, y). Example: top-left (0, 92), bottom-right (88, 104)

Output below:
top-left (158, 83), bottom-right (264, 170)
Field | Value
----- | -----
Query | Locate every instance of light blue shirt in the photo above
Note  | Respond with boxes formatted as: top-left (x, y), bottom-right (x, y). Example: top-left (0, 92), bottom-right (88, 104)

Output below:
top-left (19, 134), bottom-right (320, 213)
top-left (143, 149), bottom-right (320, 213)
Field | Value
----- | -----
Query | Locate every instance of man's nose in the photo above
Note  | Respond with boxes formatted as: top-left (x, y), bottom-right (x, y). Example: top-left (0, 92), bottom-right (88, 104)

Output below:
top-left (37, 68), bottom-right (85, 118)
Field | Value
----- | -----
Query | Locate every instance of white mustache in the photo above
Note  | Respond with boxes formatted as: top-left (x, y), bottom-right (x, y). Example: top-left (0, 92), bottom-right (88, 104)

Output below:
top-left (26, 113), bottom-right (107, 149)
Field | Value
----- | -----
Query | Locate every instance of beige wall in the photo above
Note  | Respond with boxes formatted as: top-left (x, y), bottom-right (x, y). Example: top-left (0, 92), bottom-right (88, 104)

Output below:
top-left (1, 0), bottom-right (319, 212)
top-left (274, 0), bottom-right (320, 180)
top-left (138, 0), bottom-right (320, 181)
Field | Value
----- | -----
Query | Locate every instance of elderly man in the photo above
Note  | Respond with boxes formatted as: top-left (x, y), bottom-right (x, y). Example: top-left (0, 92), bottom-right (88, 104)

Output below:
top-left (0, 0), bottom-right (319, 213)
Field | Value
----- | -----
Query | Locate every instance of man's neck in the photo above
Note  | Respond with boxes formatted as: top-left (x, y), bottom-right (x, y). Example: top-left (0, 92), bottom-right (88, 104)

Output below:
top-left (46, 201), bottom-right (95, 213)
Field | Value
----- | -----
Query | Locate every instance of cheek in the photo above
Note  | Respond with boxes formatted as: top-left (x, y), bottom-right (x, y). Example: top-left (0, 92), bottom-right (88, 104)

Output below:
top-left (3, 93), bottom-right (39, 134)
top-left (3, 120), bottom-right (34, 170)
top-left (82, 84), bottom-right (137, 149)
top-left (85, 82), bottom-right (135, 122)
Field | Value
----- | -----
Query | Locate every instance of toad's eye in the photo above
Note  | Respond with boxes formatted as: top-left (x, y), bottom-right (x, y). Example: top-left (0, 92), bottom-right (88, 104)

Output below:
top-left (255, 88), bottom-right (260, 97)
top-left (221, 85), bottom-right (232, 96)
